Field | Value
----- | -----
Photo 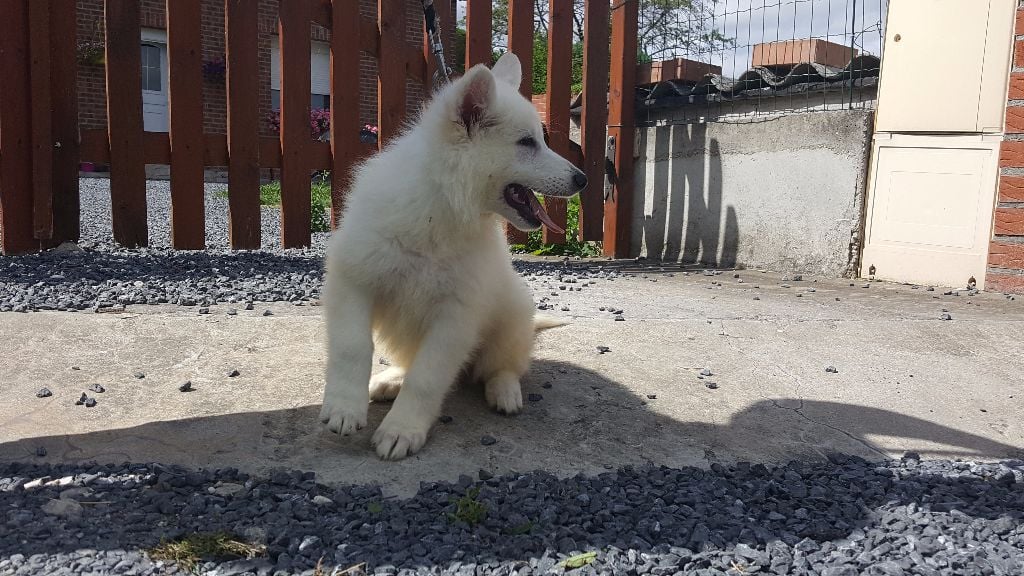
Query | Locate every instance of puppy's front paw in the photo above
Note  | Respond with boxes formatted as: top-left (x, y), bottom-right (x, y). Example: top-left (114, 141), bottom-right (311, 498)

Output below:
top-left (371, 414), bottom-right (430, 460)
top-left (485, 373), bottom-right (523, 415)
top-left (319, 390), bottom-right (368, 435)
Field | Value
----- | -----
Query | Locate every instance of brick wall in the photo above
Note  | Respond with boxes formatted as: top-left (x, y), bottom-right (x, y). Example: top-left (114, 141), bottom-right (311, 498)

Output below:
top-left (76, 0), bottom-right (440, 138)
top-left (992, 2), bottom-right (1024, 293)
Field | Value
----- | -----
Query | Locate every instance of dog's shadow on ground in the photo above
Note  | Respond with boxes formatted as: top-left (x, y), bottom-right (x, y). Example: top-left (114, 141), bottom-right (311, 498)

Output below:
top-left (0, 359), bottom-right (1021, 566)
top-left (3, 359), bottom-right (1020, 485)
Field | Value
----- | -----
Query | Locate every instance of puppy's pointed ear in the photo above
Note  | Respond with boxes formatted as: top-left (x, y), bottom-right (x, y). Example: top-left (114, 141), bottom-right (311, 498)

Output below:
top-left (454, 64), bottom-right (496, 136)
top-left (491, 52), bottom-right (522, 89)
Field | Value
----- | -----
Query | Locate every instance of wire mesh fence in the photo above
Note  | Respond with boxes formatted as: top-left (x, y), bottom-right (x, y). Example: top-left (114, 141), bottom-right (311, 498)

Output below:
top-left (635, 0), bottom-right (888, 125)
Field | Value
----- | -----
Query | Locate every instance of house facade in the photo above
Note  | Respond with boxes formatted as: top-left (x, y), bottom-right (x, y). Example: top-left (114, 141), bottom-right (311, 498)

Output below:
top-left (75, 0), bottom-right (437, 139)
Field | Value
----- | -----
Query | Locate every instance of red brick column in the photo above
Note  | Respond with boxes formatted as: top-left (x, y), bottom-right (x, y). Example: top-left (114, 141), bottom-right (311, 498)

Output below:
top-left (990, 3), bottom-right (1024, 293)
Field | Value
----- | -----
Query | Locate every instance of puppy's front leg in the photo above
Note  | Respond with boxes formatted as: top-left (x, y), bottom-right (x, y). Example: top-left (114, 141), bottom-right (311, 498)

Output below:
top-left (372, 304), bottom-right (478, 460)
top-left (320, 274), bottom-right (374, 436)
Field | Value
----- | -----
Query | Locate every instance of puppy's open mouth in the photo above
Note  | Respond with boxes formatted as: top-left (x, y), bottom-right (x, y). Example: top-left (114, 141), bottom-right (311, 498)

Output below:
top-left (503, 184), bottom-right (564, 234)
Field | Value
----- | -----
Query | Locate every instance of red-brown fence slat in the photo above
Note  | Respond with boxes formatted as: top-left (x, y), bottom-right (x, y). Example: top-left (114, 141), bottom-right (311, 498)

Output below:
top-left (542, 0), bottom-right (573, 245)
top-left (579, 0), bottom-right (609, 241)
top-left (49, 0), bottom-right (81, 246)
top-left (0, 0), bottom-right (36, 254)
top-left (225, 0), bottom-right (261, 249)
top-left (167, 0), bottom-right (205, 250)
top-left (505, 0), bottom-right (533, 244)
top-left (378, 0), bottom-right (406, 146)
top-left (605, 0), bottom-right (638, 257)
top-left (105, 0), bottom-right (148, 248)
top-left (278, 0), bottom-right (312, 248)
top-left (330, 0), bottom-right (361, 228)
top-left (465, 0), bottom-right (491, 69)
top-left (29, 0), bottom-right (54, 241)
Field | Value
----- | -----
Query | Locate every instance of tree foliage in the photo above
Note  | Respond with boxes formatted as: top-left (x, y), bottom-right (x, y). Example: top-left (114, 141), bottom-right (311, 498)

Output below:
top-left (489, 0), bottom-right (732, 62)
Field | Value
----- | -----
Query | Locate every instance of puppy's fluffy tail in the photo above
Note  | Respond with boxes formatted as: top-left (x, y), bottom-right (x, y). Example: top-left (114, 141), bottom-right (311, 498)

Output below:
top-left (534, 315), bottom-right (569, 332)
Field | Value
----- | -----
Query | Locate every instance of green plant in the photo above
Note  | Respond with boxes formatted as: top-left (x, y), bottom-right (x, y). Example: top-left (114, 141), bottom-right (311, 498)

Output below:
top-left (147, 532), bottom-right (265, 573)
top-left (221, 180), bottom-right (332, 233)
top-left (447, 487), bottom-right (487, 526)
top-left (366, 501), bottom-right (384, 514)
top-left (509, 194), bottom-right (602, 257)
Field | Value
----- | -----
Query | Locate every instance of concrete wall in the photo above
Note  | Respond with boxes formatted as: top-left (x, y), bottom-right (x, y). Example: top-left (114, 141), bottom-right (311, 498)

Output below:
top-left (632, 109), bottom-right (873, 277)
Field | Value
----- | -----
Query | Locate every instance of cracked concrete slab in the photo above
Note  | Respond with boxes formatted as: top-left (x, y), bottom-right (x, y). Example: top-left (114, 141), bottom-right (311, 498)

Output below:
top-left (1, 264), bottom-right (1021, 496)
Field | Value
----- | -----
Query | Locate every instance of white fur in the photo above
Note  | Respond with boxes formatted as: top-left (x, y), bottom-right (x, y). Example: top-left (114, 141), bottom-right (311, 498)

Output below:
top-left (320, 54), bottom-right (586, 460)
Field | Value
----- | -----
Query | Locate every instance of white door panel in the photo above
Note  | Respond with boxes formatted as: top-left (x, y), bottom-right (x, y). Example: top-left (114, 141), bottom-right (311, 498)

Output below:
top-left (861, 135), bottom-right (1000, 289)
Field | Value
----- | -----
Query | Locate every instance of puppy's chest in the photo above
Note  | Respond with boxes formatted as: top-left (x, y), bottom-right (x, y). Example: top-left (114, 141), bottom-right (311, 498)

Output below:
top-left (374, 253), bottom-right (471, 305)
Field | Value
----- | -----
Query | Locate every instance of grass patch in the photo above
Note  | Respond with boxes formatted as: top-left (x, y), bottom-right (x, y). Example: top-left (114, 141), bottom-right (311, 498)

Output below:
top-left (447, 487), bottom-right (487, 526)
top-left (509, 195), bottom-right (602, 258)
top-left (147, 532), bottom-right (266, 573)
top-left (220, 179), bottom-right (332, 233)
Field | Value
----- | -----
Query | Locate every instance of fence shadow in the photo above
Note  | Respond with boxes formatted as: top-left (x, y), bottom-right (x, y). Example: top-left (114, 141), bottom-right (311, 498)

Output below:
top-left (0, 360), bottom-right (1020, 568)
top-left (639, 124), bottom-right (740, 267)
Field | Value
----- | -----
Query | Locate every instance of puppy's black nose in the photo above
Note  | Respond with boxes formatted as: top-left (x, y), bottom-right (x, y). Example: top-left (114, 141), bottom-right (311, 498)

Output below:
top-left (573, 172), bottom-right (588, 190)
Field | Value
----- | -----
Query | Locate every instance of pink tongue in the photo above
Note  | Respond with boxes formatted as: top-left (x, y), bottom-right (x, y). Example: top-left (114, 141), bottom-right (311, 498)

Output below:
top-left (525, 191), bottom-right (564, 235)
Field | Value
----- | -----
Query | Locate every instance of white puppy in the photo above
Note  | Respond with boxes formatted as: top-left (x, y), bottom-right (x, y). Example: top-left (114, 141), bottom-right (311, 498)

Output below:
top-left (319, 53), bottom-right (588, 460)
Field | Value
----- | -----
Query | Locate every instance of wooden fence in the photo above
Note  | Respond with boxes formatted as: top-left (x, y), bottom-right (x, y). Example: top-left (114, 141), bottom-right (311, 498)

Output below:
top-left (0, 0), bottom-right (637, 257)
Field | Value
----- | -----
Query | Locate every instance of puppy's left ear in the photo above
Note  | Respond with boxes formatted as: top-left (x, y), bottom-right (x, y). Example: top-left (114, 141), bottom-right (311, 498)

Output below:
top-left (491, 52), bottom-right (522, 90)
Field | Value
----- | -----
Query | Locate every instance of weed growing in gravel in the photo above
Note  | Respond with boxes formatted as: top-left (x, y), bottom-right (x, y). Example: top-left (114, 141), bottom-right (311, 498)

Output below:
top-left (147, 532), bottom-right (265, 573)
top-left (509, 195), bottom-right (602, 257)
top-left (366, 501), bottom-right (384, 514)
top-left (220, 180), bottom-right (332, 233)
top-left (448, 487), bottom-right (487, 526)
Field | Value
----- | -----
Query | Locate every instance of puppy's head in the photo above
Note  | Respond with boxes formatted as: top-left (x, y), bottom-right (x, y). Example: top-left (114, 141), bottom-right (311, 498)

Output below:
top-left (433, 53), bottom-right (587, 233)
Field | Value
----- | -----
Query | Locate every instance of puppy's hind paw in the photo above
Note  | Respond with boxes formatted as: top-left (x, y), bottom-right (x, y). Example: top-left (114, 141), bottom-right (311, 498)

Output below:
top-left (485, 372), bottom-right (523, 415)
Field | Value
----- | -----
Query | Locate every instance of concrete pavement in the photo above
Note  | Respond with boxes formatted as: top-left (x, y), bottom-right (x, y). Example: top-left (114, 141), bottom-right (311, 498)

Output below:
top-left (1, 263), bottom-right (1021, 496)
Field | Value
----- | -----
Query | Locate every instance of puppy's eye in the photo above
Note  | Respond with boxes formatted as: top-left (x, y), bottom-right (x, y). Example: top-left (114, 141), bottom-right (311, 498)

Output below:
top-left (517, 136), bottom-right (537, 148)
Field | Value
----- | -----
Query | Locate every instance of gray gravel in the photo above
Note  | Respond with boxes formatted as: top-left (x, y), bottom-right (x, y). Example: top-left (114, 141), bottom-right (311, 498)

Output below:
top-left (0, 179), bottom-right (627, 313)
top-left (0, 456), bottom-right (1021, 575)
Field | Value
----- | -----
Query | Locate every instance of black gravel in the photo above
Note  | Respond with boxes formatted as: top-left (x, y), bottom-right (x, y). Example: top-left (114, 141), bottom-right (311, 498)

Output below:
top-left (0, 456), bottom-right (1020, 575)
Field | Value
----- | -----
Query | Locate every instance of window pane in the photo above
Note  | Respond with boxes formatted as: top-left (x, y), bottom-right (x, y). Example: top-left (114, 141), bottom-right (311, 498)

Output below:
top-left (271, 89), bottom-right (280, 110)
top-left (311, 94), bottom-right (330, 110)
top-left (140, 45), bottom-right (161, 92)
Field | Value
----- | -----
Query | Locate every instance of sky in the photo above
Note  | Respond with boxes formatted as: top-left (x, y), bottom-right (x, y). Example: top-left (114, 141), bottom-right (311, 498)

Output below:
top-left (454, 0), bottom-right (887, 77)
